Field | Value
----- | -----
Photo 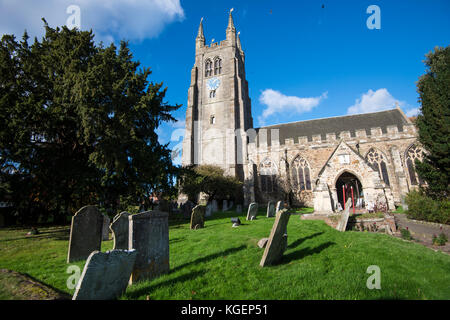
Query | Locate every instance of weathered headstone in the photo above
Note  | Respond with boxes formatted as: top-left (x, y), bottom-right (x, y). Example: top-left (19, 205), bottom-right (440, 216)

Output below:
top-left (129, 210), bottom-right (169, 284)
top-left (212, 199), bottom-right (218, 213)
top-left (102, 214), bottom-right (110, 241)
top-left (190, 205), bottom-right (206, 230)
top-left (260, 209), bottom-right (291, 267)
top-left (72, 249), bottom-right (137, 300)
top-left (336, 199), bottom-right (352, 232)
top-left (205, 203), bottom-right (212, 217)
top-left (246, 202), bottom-right (258, 221)
top-left (275, 201), bottom-right (283, 214)
top-left (222, 200), bottom-right (228, 212)
top-left (181, 200), bottom-right (195, 219)
top-left (67, 206), bottom-right (103, 263)
top-left (110, 212), bottom-right (130, 250)
top-left (236, 204), bottom-right (242, 214)
top-left (266, 201), bottom-right (276, 217)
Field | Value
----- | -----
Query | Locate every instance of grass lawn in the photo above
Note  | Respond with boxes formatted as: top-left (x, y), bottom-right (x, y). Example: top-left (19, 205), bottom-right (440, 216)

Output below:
top-left (0, 208), bottom-right (449, 300)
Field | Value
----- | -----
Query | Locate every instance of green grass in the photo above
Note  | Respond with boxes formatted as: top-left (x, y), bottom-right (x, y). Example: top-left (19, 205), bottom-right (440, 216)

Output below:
top-left (0, 210), bottom-right (449, 300)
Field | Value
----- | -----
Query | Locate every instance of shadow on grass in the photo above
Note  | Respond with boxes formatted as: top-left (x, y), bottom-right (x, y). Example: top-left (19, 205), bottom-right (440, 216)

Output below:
top-left (287, 232), bottom-right (324, 249)
top-left (124, 270), bottom-right (205, 299)
top-left (1, 228), bottom-right (70, 242)
top-left (171, 245), bottom-right (246, 273)
top-left (279, 241), bottom-right (336, 265)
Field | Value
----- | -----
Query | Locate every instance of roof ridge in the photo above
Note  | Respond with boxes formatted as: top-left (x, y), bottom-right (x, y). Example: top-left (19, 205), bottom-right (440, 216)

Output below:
top-left (257, 108), bottom-right (402, 129)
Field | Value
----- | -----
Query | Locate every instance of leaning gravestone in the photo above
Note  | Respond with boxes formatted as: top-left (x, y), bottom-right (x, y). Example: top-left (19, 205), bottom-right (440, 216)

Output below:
top-left (190, 205), bottom-right (206, 230)
top-left (72, 249), bottom-right (137, 300)
top-left (67, 206), bottom-right (103, 263)
top-left (129, 210), bottom-right (169, 284)
top-left (336, 199), bottom-right (352, 232)
top-left (276, 201), bottom-right (283, 214)
top-left (260, 209), bottom-right (291, 267)
top-left (110, 212), bottom-right (130, 250)
top-left (266, 201), bottom-right (276, 217)
top-left (246, 202), bottom-right (258, 221)
top-left (102, 214), bottom-right (110, 241)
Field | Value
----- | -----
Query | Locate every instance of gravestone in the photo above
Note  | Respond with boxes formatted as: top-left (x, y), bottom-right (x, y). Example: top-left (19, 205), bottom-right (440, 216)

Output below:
top-left (129, 210), bottom-right (169, 284)
top-left (260, 209), bottom-right (291, 267)
top-left (266, 201), bottom-right (276, 217)
top-left (246, 202), bottom-right (258, 221)
top-left (336, 199), bottom-right (352, 232)
top-left (67, 206), bottom-right (103, 263)
top-left (205, 203), bottom-right (212, 217)
top-left (275, 201), bottom-right (283, 214)
top-left (212, 200), bottom-right (218, 213)
top-left (190, 205), bottom-right (206, 230)
top-left (110, 212), bottom-right (130, 250)
top-left (181, 200), bottom-right (195, 219)
top-left (72, 249), bottom-right (137, 300)
top-left (236, 204), bottom-right (242, 214)
top-left (222, 200), bottom-right (228, 212)
top-left (102, 214), bottom-right (110, 241)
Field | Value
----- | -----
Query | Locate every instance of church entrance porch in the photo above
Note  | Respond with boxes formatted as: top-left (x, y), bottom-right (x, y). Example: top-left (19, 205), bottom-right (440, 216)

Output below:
top-left (335, 172), bottom-right (364, 211)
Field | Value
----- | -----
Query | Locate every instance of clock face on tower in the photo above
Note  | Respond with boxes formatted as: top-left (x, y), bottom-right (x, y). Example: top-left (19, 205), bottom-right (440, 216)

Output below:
top-left (207, 77), bottom-right (220, 90)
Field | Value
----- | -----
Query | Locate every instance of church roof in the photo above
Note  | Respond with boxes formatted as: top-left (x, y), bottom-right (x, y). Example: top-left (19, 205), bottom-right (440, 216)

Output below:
top-left (256, 108), bottom-right (410, 146)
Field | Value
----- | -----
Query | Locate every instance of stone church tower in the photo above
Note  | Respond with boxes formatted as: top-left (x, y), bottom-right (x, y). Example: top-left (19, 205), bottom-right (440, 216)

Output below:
top-left (182, 11), bottom-right (423, 212)
top-left (182, 12), bottom-right (253, 181)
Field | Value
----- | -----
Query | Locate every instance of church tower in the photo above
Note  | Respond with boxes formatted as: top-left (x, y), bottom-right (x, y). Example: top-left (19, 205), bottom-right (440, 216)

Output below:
top-left (182, 11), bottom-right (253, 180)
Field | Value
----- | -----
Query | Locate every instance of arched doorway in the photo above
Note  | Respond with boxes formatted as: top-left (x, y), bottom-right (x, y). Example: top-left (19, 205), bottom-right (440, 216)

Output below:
top-left (335, 172), bottom-right (364, 210)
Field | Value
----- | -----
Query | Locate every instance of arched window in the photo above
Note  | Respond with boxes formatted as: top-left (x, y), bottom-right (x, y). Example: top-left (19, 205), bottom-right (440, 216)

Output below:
top-left (214, 58), bottom-right (222, 75)
top-left (259, 159), bottom-right (277, 193)
top-left (365, 148), bottom-right (390, 186)
top-left (291, 156), bottom-right (312, 191)
top-left (205, 59), bottom-right (212, 77)
top-left (406, 144), bottom-right (425, 186)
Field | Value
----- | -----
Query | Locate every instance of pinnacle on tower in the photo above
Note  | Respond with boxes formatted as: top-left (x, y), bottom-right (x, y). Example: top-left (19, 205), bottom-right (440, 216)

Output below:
top-left (226, 8), bottom-right (236, 44)
top-left (196, 17), bottom-right (205, 48)
top-left (237, 31), bottom-right (242, 49)
top-left (227, 8), bottom-right (236, 32)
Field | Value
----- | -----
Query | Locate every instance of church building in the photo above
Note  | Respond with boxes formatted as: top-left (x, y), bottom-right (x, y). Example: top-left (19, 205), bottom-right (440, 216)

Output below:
top-left (181, 12), bottom-right (424, 213)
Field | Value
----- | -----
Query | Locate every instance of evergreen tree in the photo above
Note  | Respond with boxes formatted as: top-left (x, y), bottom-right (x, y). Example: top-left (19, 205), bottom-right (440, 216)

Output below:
top-left (0, 21), bottom-right (180, 223)
top-left (415, 45), bottom-right (450, 200)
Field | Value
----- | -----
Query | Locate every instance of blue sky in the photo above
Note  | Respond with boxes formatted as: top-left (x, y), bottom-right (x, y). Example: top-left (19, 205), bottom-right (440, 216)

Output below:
top-left (1, 0), bottom-right (449, 164)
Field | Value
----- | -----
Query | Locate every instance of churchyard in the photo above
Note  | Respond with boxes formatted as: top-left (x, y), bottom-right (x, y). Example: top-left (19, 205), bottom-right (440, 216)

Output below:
top-left (1, 205), bottom-right (449, 300)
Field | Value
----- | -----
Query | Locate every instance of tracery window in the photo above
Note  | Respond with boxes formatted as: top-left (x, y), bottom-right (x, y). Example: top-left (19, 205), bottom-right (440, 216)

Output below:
top-left (291, 156), bottom-right (312, 191)
top-left (214, 58), bottom-right (222, 75)
top-left (205, 59), bottom-right (212, 77)
top-left (405, 144), bottom-right (425, 185)
top-left (365, 148), bottom-right (390, 186)
top-left (259, 159), bottom-right (277, 193)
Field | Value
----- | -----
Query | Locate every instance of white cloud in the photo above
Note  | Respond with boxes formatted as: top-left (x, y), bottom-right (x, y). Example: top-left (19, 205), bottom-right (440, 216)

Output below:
top-left (405, 108), bottom-right (420, 117)
top-left (347, 88), bottom-right (403, 115)
top-left (258, 89), bottom-right (328, 122)
top-left (0, 0), bottom-right (184, 44)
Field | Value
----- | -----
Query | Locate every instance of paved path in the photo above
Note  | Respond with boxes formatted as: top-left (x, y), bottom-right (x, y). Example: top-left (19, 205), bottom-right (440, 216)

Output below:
top-left (394, 214), bottom-right (450, 253)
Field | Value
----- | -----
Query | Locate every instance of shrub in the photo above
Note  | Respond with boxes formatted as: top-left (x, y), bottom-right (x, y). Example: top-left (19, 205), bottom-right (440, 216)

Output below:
top-left (400, 228), bottom-right (413, 240)
top-left (432, 233), bottom-right (448, 246)
top-left (405, 190), bottom-right (450, 224)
